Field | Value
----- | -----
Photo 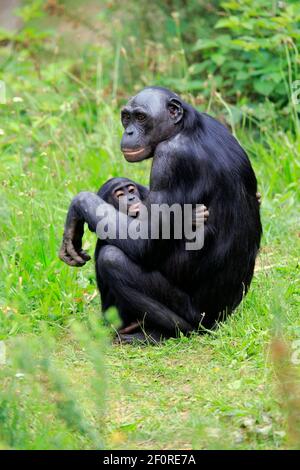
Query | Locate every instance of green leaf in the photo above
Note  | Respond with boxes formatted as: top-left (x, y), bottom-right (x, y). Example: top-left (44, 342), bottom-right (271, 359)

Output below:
top-left (192, 39), bottom-right (217, 51)
top-left (188, 61), bottom-right (213, 75)
top-left (211, 54), bottom-right (226, 66)
top-left (254, 79), bottom-right (276, 96)
top-left (236, 71), bottom-right (249, 81)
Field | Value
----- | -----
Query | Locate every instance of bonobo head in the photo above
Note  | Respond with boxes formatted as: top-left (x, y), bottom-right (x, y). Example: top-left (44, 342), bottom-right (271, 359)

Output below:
top-left (97, 177), bottom-right (142, 217)
top-left (120, 87), bottom-right (184, 162)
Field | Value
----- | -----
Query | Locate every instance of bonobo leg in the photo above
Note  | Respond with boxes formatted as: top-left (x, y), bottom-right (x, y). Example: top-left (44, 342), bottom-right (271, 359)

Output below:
top-left (96, 245), bottom-right (196, 343)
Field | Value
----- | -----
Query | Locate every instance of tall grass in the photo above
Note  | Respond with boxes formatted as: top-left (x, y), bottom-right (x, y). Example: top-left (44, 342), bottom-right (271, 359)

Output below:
top-left (0, 315), bottom-right (107, 449)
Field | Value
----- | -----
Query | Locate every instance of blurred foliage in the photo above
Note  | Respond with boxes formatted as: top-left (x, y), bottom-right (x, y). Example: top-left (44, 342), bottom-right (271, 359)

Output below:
top-left (110, 0), bottom-right (300, 127)
top-left (189, 0), bottom-right (300, 125)
top-left (1, 0), bottom-right (299, 128)
top-left (0, 314), bottom-right (107, 449)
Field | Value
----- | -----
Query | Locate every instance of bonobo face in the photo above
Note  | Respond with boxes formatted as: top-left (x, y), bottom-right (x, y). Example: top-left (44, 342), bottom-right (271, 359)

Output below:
top-left (112, 183), bottom-right (141, 216)
top-left (120, 87), bottom-right (184, 162)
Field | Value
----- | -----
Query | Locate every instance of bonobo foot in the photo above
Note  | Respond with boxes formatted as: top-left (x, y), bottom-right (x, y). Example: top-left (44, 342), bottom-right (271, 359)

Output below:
top-left (114, 328), bottom-right (165, 345)
top-left (118, 322), bottom-right (141, 335)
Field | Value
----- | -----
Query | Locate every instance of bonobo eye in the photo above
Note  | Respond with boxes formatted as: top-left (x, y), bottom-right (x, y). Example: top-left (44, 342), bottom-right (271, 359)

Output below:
top-left (121, 111), bottom-right (130, 125)
top-left (127, 185), bottom-right (136, 193)
top-left (115, 189), bottom-right (125, 199)
top-left (136, 113), bottom-right (147, 123)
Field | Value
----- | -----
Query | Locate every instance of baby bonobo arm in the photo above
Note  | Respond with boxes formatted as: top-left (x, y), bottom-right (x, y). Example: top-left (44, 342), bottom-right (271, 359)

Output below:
top-left (59, 191), bottom-right (211, 267)
top-left (59, 216), bottom-right (91, 267)
top-left (59, 191), bottom-right (151, 267)
top-left (59, 191), bottom-right (105, 267)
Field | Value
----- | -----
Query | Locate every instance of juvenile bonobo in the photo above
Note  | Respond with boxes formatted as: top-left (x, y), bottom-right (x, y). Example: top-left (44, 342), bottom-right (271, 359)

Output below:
top-left (97, 177), bottom-right (209, 222)
top-left (94, 177), bottom-right (209, 338)
top-left (97, 178), bottom-right (145, 218)
top-left (59, 86), bottom-right (262, 344)
top-left (95, 178), bottom-right (147, 337)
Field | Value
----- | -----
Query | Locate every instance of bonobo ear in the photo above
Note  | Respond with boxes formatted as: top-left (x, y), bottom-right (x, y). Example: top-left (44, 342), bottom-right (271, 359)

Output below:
top-left (167, 98), bottom-right (184, 124)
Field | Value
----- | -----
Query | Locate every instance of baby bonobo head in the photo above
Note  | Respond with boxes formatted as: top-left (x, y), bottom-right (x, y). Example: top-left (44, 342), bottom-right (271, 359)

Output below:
top-left (97, 177), bottom-right (141, 217)
top-left (120, 87), bottom-right (184, 162)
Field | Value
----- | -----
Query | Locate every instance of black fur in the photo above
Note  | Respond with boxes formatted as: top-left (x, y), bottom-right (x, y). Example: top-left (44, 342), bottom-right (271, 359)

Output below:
top-left (61, 87), bottom-right (262, 340)
top-left (95, 177), bottom-right (149, 327)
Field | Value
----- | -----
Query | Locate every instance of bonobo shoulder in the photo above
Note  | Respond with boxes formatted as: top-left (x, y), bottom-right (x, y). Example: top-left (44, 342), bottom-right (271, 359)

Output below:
top-left (200, 112), bottom-right (248, 155)
top-left (75, 191), bottom-right (96, 202)
top-left (155, 133), bottom-right (193, 158)
top-left (200, 112), bottom-right (231, 134)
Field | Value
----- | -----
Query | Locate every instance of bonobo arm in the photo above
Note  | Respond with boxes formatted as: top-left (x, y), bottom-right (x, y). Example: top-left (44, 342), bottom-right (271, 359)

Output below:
top-left (64, 192), bottom-right (102, 233)
top-left (59, 192), bottom-right (100, 266)
top-left (59, 187), bottom-right (212, 267)
top-left (59, 191), bottom-right (153, 267)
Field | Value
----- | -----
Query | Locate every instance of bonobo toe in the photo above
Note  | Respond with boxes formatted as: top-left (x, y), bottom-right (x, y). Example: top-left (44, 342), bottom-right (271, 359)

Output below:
top-left (114, 330), bottom-right (164, 345)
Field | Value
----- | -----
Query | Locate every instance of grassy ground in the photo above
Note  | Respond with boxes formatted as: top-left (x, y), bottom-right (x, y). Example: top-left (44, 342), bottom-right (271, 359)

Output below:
top-left (0, 34), bottom-right (300, 450)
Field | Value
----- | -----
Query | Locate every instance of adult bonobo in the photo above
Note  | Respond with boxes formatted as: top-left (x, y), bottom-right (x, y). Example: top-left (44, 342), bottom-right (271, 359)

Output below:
top-left (59, 86), bottom-right (262, 343)
top-left (94, 177), bottom-right (208, 340)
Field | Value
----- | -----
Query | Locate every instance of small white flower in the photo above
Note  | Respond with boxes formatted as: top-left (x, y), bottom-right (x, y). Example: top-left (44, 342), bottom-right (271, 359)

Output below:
top-left (15, 372), bottom-right (25, 379)
top-left (0, 129), bottom-right (5, 135)
top-left (13, 96), bottom-right (23, 103)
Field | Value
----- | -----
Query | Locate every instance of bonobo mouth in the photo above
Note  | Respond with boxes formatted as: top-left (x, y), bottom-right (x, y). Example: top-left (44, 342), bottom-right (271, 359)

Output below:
top-left (121, 146), bottom-right (151, 162)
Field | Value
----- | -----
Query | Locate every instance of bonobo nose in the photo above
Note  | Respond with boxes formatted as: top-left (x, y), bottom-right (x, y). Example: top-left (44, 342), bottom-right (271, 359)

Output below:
top-left (126, 129), bottom-right (134, 135)
top-left (128, 195), bottom-right (136, 201)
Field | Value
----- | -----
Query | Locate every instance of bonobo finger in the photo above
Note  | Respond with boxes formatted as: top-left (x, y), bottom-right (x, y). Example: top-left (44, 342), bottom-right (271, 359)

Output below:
top-left (66, 241), bottom-right (86, 265)
top-left (59, 250), bottom-right (82, 267)
top-left (128, 209), bottom-right (140, 217)
top-left (195, 206), bottom-right (209, 224)
top-left (128, 203), bottom-right (141, 217)
top-left (59, 247), bottom-right (70, 264)
top-left (79, 249), bottom-right (91, 262)
top-left (65, 256), bottom-right (83, 267)
top-left (194, 205), bottom-right (207, 216)
top-left (195, 204), bottom-right (206, 212)
top-left (195, 212), bottom-right (208, 220)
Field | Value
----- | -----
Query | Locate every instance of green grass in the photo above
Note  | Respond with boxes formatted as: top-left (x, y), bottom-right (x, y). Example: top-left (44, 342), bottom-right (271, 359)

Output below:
top-left (0, 36), bottom-right (300, 450)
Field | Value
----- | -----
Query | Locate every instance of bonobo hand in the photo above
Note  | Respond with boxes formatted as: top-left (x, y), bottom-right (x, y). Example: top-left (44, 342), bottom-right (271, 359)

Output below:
top-left (59, 219), bottom-right (91, 267)
top-left (59, 191), bottom-right (104, 267)
top-left (59, 218), bottom-right (91, 267)
top-left (128, 202), bottom-right (141, 217)
top-left (192, 204), bottom-right (209, 228)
